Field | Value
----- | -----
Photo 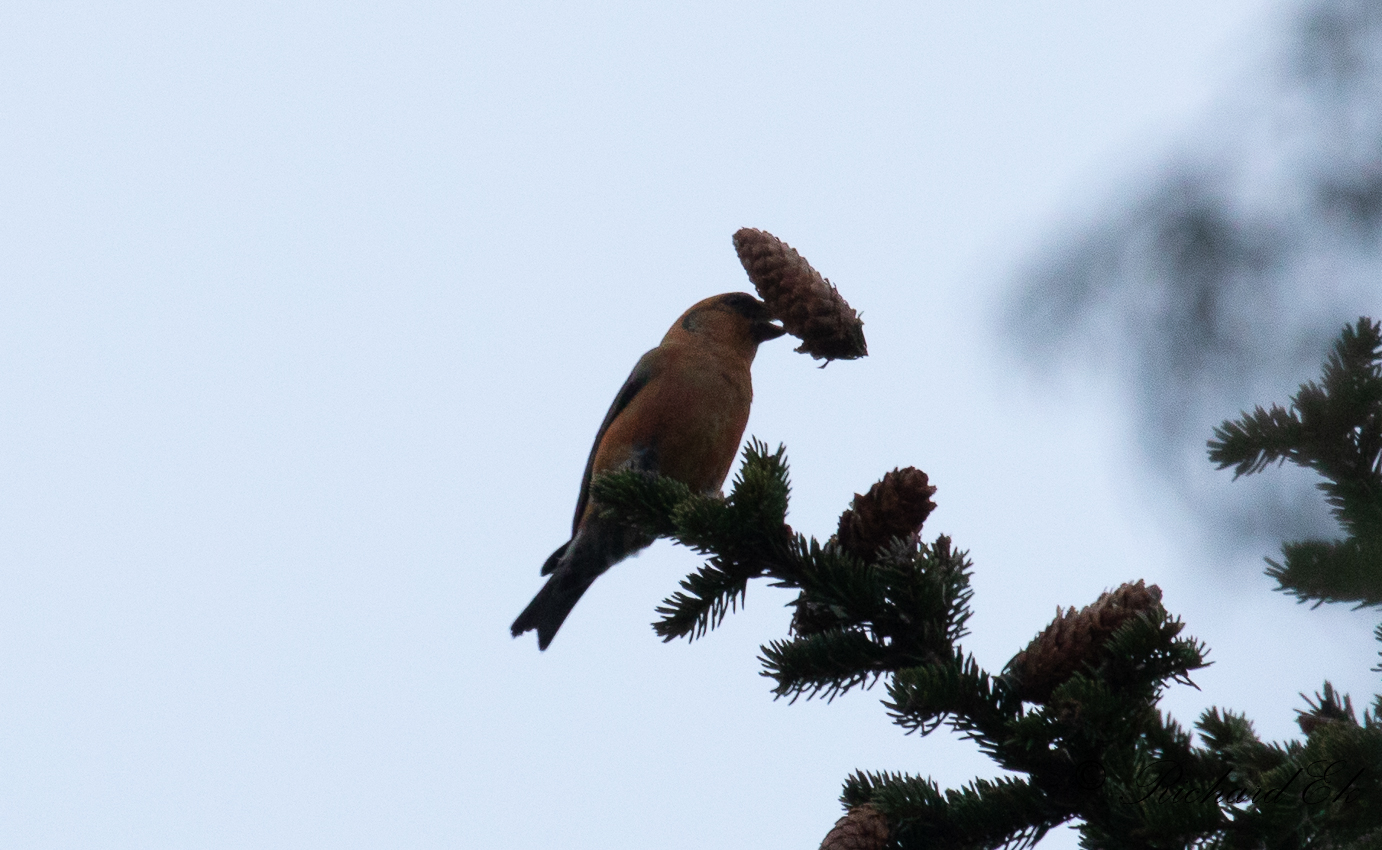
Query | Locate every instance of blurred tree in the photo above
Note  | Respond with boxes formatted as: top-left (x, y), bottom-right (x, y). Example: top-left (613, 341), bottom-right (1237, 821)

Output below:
top-left (1007, 0), bottom-right (1382, 550)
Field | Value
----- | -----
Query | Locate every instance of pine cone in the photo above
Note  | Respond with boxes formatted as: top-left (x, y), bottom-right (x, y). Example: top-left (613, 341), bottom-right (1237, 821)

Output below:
top-left (820, 804), bottom-right (889, 850)
top-left (836, 467), bottom-right (937, 560)
top-left (732, 228), bottom-right (867, 362)
top-left (1007, 580), bottom-right (1163, 704)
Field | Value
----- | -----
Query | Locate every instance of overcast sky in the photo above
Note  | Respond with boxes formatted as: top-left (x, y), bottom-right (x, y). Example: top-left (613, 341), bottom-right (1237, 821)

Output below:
top-left (1007, 0), bottom-right (1382, 562)
top-left (4, 2), bottom-right (1378, 848)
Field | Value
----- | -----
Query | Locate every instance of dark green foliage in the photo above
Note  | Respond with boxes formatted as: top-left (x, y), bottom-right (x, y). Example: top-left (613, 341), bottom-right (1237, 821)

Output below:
top-left (1193, 317), bottom-right (1382, 848)
top-left (1096, 607), bottom-right (1205, 696)
top-left (593, 440), bottom-right (796, 640)
top-left (594, 444), bottom-right (1224, 847)
top-left (842, 771), bottom-right (1057, 849)
top-left (1209, 317), bottom-right (1382, 606)
top-left (588, 466), bottom-right (691, 539)
top-left (886, 651), bottom-right (1012, 739)
top-left (760, 628), bottom-right (892, 702)
top-left (583, 320), bottom-right (1382, 848)
top-left (1184, 702), bottom-right (1382, 850)
top-left (1270, 538), bottom-right (1382, 608)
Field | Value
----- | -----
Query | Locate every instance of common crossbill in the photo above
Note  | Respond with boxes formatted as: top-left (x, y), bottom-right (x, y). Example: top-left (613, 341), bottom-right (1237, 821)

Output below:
top-left (512, 293), bottom-right (786, 650)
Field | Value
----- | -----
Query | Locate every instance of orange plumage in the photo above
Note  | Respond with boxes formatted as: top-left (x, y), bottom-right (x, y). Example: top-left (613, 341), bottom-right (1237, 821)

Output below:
top-left (512, 293), bottom-right (785, 649)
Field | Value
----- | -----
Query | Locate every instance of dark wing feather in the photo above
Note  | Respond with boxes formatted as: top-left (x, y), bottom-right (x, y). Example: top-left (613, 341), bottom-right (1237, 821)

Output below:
top-left (569, 347), bottom-right (662, 534)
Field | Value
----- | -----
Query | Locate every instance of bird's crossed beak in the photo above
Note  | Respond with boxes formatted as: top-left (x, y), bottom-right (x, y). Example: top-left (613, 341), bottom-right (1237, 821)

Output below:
top-left (754, 320), bottom-right (788, 343)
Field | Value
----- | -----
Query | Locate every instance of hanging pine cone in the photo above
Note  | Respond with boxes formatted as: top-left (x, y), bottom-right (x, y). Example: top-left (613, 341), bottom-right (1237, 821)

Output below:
top-left (732, 227), bottom-right (867, 362)
top-left (1006, 580), bottom-right (1163, 704)
top-left (820, 804), bottom-right (889, 850)
top-left (836, 467), bottom-right (937, 560)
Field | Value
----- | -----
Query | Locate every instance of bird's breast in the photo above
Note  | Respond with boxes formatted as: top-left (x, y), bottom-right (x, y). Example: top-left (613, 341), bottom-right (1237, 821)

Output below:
top-left (594, 353), bottom-right (752, 494)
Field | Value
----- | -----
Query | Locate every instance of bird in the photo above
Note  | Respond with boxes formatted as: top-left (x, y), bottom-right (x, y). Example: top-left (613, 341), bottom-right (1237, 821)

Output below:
top-left (512, 292), bottom-right (786, 650)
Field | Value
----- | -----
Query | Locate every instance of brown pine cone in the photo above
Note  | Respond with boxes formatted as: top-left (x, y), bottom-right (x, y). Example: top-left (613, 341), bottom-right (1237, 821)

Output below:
top-left (836, 467), bottom-right (937, 560)
top-left (820, 804), bottom-right (889, 850)
top-left (1006, 580), bottom-right (1163, 704)
top-left (732, 227), bottom-right (867, 362)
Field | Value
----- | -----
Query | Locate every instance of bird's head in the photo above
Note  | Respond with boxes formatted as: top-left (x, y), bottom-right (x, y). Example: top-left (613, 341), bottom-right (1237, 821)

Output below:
top-left (665, 292), bottom-right (786, 358)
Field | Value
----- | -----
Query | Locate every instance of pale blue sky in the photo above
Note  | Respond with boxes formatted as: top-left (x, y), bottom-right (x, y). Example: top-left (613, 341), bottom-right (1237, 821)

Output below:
top-left (4, 2), bottom-right (1377, 848)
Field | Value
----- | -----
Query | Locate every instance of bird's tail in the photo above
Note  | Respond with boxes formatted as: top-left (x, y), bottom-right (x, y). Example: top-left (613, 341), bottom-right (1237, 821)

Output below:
top-left (510, 566), bottom-right (599, 650)
top-left (511, 520), bottom-right (653, 650)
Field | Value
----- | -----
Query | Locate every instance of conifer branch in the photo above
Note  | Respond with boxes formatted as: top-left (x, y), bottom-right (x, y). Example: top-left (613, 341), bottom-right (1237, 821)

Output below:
top-left (652, 560), bottom-right (753, 641)
top-left (584, 309), bottom-right (1382, 849)
top-left (842, 771), bottom-right (1059, 850)
top-left (1271, 539), bottom-right (1382, 608)
top-left (885, 651), bottom-right (1014, 740)
top-left (593, 440), bottom-right (798, 642)
top-left (1198, 317), bottom-right (1382, 846)
top-left (1211, 317), bottom-right (1382, 608)
top-left (589, 468), bottom-right (692, 537)
top-left (1207, 402), bottom-right (1303, 477)
top-left (759, 629), bottom-right (892, 702)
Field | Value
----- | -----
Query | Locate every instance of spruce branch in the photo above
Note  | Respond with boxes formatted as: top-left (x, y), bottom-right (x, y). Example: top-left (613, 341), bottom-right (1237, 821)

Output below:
top-left (572, 311), bottom-right (1382, 848)
top-left (1200, 317), bottom-right (1382, 848)
top-left (786, 537), bottom-right (881, 635)
top-left (842, 771), bottom-right (1059, 850)
top-left (1096, 606), bottom-right (1208, 696)
top-left (592, 440), bottom-right (799, 642)
top-left (1207, 403), bottom-right (1306, 478)
top-left (1209, 317), bottom-right (1382, 542)
top-left (588, 425), bottom-right (1382, 848)
top-left (1270, 538), bottom-right (1382, 608)
top-left (760, 628), bottom-right (892, 702)
top-left (589, 468), bottom-right (693, 537)
top-left (1297, 682), bottom-right (1357, 736)
top-left (652, 560), bottom-right (753, 641)
top-left (885, 651), bottom-right (1014, 741)
top-left (789, 535), bottom-right (972, 649)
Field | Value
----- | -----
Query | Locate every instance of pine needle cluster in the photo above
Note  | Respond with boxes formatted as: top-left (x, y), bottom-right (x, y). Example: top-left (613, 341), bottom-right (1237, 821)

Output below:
top-left (1209, 317), bottom-right (1382, 609)
top-left (584, 320), bottom-right (1382, 848)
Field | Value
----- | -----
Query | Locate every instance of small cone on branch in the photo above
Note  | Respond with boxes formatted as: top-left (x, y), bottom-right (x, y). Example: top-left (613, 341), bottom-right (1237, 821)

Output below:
top-left (733, 227), bottom-right (867, 362)
top-left (1006, 580), bottom-right (1163, 704)
top-left (820, 804), bottom-right (889, 850)
top-left (836, 467), bottom-right (937, 560)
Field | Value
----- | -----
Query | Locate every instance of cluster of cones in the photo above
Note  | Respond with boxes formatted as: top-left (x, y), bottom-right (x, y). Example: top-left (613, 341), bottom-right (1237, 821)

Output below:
top-left (816, 462), bottom-right (1165, 706)
top-left (727, 230), bottom-right (1169, 846)
top-left (733, 227), bottom-right (868, 362)
top-left (804, 467), bottom-right (1163, 846)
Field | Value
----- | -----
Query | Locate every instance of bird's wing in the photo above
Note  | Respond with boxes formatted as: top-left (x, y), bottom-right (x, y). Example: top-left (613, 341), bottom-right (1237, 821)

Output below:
top-left (570, 347), bottom-right (662, 534)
